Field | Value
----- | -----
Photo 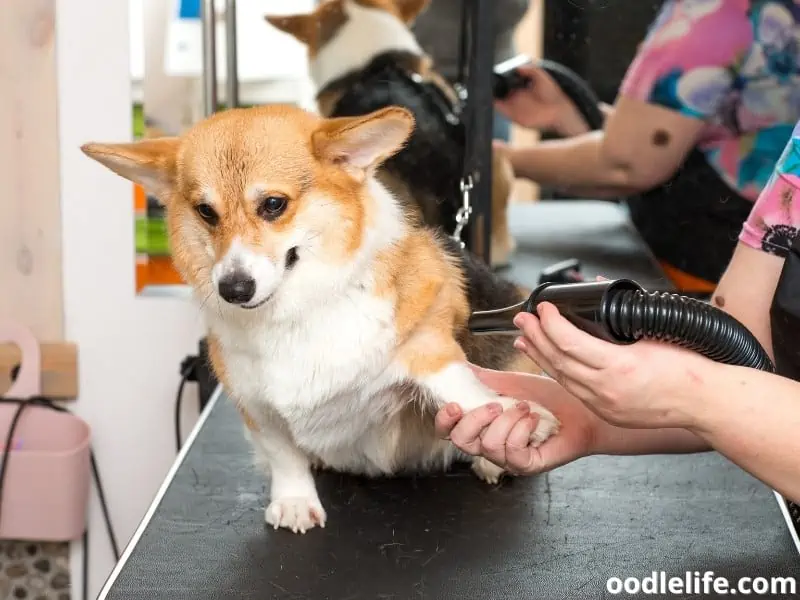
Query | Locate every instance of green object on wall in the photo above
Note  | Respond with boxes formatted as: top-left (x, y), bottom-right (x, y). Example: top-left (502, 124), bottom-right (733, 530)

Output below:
top-left (131, 102), bottom-right (256, 257)
top-left (133, 104), bottom-right (145, 139)
top-left (135, 217), bottom-right (171, 256)
top-left (132, 103), bottom-right (171, 257)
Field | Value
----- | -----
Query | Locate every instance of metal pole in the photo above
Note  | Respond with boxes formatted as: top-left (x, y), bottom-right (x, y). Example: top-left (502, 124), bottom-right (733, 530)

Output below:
top-left (201, 0), bottom-right (218, 116)
top-left (224, 0), bottom-right (239, 108)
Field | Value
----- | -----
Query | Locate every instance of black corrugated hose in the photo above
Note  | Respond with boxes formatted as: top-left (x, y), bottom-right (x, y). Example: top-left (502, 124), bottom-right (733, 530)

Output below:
top-left (519, 279), bottom-right (776, 372)
top-left (604, 287), bottom-right (775, 372)
top-left (538, 59), bottom-right (606, 131)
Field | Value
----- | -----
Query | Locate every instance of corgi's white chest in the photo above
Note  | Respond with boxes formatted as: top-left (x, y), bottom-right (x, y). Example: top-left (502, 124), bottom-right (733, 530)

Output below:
top-left (214, 290), bottom-right (400, 453)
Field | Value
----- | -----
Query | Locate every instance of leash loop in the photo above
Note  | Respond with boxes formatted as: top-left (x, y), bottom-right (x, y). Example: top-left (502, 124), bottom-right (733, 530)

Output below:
top-left (451, 174), bottom-right (474, 246)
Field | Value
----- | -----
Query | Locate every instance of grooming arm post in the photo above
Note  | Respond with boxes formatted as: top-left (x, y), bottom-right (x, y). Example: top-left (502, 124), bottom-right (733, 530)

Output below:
top-left (224, 0), bottom-right (239, 109)
top-left (200, 0), bottom-right (218, 116)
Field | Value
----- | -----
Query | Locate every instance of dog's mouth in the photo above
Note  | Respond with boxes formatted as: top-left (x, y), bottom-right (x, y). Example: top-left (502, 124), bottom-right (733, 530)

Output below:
top-left (285, 246), bottom-right (299, 270)
top-left (241, 295), bottom-right (271, 310)
top-left (227, 247), bottom-right (299, 311)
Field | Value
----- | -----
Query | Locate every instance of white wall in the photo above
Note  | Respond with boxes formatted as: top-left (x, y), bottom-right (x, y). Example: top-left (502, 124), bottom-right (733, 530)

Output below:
top-left (57, 1), bottom-right (315, 595)
top-left (56, 0), bottom-right (206, 595)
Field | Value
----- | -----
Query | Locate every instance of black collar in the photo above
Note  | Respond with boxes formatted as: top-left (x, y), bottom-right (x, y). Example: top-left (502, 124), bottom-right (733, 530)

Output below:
top-left (321, 51), bottom-right (463, 131)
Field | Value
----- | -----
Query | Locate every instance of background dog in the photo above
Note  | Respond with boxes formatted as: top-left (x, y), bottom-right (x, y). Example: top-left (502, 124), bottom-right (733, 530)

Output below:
top-left (266, 0), bottom-right (517, 269)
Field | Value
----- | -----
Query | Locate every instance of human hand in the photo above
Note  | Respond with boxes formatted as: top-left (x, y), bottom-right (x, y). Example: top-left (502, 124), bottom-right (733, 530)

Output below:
top-left (435, 365), bottom-right (602, 475)
top-left (512, 301), bottom-right (721, 430)
top-left (494, 64), bottom-right (588, 135)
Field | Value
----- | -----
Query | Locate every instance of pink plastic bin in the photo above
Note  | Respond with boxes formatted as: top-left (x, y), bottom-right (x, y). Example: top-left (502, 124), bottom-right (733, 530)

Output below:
top-left (0, 320), bottom-right (91, 542)
top-left (0, 403), bottom-right (91, 541)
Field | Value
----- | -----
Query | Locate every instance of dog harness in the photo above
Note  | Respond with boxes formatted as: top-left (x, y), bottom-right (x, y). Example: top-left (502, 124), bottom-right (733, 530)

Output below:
top-left (323, 51), bottom-right (469, 237)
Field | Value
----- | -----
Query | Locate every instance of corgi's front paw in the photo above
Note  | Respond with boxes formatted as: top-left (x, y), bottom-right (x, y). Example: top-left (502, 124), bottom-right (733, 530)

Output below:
top-left (471, 456), bottom-right (505, 484)
top-left (494, 396), bottom-right (560, 447)
top-left (528, 404), bottom-right (560, 447)
top-left (265, 496), bottom-right (326, 534)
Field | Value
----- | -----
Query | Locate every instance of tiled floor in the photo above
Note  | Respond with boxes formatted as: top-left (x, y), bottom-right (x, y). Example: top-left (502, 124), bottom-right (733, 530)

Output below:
top-left (0, 542), bottom-right (70, 600)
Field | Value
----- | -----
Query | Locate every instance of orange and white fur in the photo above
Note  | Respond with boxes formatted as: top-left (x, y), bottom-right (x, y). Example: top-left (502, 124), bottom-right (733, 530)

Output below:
top-left (81, 105), bottom-right (558, 534)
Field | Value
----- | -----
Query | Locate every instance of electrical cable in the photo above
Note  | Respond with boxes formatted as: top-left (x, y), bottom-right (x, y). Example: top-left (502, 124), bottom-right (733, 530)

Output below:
top-left (175, 356), bottom-right (199, 453)
top-left (0, 396), bottom-right (121, 600)
top-left (82, 529), bottom-right (89, 600)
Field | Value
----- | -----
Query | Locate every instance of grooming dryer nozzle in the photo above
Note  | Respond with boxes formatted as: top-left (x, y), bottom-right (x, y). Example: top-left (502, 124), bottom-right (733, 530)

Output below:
top-left (466, 301), bottom-right (527, 335)
top-left (524, 279), bottom-right (644, 344)
top-left (468, 279), bottom-right (644, 344)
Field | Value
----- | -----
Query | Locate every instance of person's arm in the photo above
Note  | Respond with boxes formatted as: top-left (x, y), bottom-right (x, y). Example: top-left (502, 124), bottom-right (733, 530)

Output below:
top-left (590, 242), bottom-right (785, 458)
top-left (573, 121), bottom-right (800, 495)
top-left (688, 130), bottom-right (800, 500)
top-left (696, 363), bottom-right (800, 501)
top-left (442, 123), bottom-right (800, 482)
top-left (591, 423), bottom-right (710, 456)
top-left (620, 124), bottom-right (800, 498)
top-left (602, 316), bottom-right (800, 504)
top-left (509, 0), bottom-right (750, 198)
top-left (497, 120), bottom-right (800, 488)
top-left (507, 99), bottom-right (704, 198)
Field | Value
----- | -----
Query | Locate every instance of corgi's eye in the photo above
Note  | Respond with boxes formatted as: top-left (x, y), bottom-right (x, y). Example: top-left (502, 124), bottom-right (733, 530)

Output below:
top-left (258, 195), bottom-right (288, 221)
top-left (195, 203), bottom-right (219, 226)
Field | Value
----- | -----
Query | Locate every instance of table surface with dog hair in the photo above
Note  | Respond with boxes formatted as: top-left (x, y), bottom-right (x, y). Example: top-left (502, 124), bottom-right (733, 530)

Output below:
top-left (99, 201), bottom-right (800, 600)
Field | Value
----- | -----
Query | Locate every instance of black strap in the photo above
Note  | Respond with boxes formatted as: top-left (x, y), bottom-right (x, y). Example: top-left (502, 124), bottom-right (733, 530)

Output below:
top-left (448, 0), bottom-right (482, 246)
top-left (455, 0), bottom-right (469, 93)
top-left (456, 1), bottom-right (476, 182)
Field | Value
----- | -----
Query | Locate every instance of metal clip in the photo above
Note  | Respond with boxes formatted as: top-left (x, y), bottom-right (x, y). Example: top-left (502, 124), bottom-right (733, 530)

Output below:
top-left (451, 174), bottom-right (474, 246)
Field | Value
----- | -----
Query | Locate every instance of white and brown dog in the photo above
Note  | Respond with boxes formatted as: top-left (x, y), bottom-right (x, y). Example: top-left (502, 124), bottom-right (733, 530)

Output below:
top-left (266, 0), bottom-right (517, 268)
top-left (81, 104), bottom-right (558, 534)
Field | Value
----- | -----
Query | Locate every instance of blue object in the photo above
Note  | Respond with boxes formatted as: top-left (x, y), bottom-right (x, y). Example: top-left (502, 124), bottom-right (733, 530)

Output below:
top-left (178, 0), bottom-right (201, 20)
top-left (492, 112), bottom-right (511, 142)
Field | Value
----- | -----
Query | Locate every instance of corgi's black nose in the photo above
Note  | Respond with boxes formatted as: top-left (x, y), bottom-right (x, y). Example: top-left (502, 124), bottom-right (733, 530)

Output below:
top-left (218, 272), bottom-right (256, 304)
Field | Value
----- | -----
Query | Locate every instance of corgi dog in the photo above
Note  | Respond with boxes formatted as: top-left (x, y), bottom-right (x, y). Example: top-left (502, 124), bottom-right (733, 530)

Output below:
top-left (265, 0), bottom-right (517, 269)
top-left (81, 104), bottom-right (559, 534)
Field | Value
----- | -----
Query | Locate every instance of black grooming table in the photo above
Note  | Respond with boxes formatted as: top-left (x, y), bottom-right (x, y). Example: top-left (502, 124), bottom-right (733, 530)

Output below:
top-left (98, 202), bottom-right (800, 600)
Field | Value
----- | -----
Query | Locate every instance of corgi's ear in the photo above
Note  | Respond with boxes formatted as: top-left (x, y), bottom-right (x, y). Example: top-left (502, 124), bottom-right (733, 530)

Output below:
top-left (313, 107), bottom-right (414, 173)
top-left (265, 13), bottom-right (317, 46)
top-left (80, 137), bottom-right (179, 200)
top-left (393, 0), bottom-right (430, 23)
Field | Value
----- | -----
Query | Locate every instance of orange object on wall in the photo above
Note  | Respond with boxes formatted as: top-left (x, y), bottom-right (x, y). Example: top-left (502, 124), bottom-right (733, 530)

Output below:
top-left (134, 184), bottom-right (184, 292)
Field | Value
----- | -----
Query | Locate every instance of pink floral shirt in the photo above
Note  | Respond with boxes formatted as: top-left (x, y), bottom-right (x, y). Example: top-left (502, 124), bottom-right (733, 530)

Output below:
top-left (740, 119), bottom-right (800, 255)
top-left (620, 0), bottom-right (800, 205)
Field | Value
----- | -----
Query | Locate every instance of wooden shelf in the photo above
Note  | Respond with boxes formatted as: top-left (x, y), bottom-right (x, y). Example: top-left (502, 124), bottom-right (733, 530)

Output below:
top-left (0, 342), bottom-right (78, 400)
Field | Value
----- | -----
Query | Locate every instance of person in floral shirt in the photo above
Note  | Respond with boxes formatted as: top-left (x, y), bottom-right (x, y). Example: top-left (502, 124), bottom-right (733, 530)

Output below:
top-left (624, 0), bottom-right (800, 200)
top-left (495, 0), bottom-right (800, 293)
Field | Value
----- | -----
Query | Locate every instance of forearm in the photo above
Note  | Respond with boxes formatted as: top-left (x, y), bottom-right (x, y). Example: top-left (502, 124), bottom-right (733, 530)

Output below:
top-left (552, 101), bottom-right (614, 138)
top-left (691, 365), bottom-right (800, 503)
top-left (592, 422), bottom-right (710, 457)
top-left (507, 132), bottom-right (639, 199)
